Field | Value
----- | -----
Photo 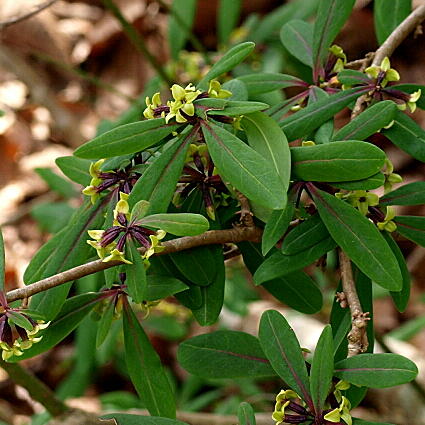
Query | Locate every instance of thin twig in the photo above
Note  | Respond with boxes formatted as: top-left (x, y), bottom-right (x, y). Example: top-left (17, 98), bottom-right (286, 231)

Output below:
top-left (102, 0), bottom-right (172, 87)
top-left (0, 0), bottom-right (59, 30)
top-left (6, 226), bottom-right (262, 303)
top-left (338, 249), bottom-right (369, 356)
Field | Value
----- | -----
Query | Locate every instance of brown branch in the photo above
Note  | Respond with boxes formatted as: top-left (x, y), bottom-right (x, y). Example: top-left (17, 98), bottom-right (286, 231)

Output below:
top-left (6, 226), bottom-right (262, 303)
top-left (338, 249), bottom-right (369, 356)
top-left (0, 0), bottom-right (59, 30)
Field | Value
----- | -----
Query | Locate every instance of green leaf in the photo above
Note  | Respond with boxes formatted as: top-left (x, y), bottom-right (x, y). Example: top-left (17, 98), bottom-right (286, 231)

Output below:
top-left (96, 298), bottom-right (115, 348)
top-left (381, 182), bottom-right (425, 206)
top-left (238, 402), bottom-right (256, 425)
top-left (310, 325), bottom-right (334, 413)
top-left (56, 156), bottom-right (92, 186)
top-left (254, 237), bottom-right (336, 284)
top-left (28, 199), bottom-right (107, 319)
top-left (383, 110), bottom-right (425, 162)
top-left (10, 292), bottom-right (102, 361)
top-left (374, 0), bottom-right (411, 45)
top-left (383, 233), bottom-right (410, 313)
top-left (123, 302), bottom-right (176, 418)
top-left (168, 0), bottom-right (197, 61)
top-left (128, 130), bottom-right (192, 213)
top-left (239, 242), bottom-right (323, 314)
top-left (175, 284), bottom-right (203, 309)
top-left (312, 0), bottom-right (355, 79)
top-left (35, 168), bottom-right (77, 199)
top-left (201, 121), bottom-right (286, 209)
top-left (177, 330), bottom-right (276, 379)
top-left (102, 413), bottom-right (188, 425)
top-left (74, 119), bottom-right (181, 159)
top-left (242, 111), bottom-right (291, 192)
top-left (311, 188), bottom-right (402, 291)
top-left (222, 78), bottom-right (248, 101)
top-left (145, 275), bottom-right (188, 301)
top-left (207, 100), bottom-right (269, 116)
top-left (141, 213), bottom-right (209, 236)
top-left (170, 247), bottom-right (217, 286)
top-left (334, 353), bottom-right (418, 388)
top-left (217, 0), bottom-right (241, 45)
top-left (291, 141), bottom-right (386, 182)
top-left (197, 42), bottom-right (255, 89)
top-left (192, 248), bottom-right (225, 325)
top-left (281, 214), bottom-right (329, 255)
top-left (130, 200), bottom-right (150, 222)
top-left (280, 20), bottom-right (313, 67)
top-left (389, 83), bottom-right (425, 109)
top-left (394, 215), bottom-right (425, 247)
top-left (333, 101), bottom-right (397, 141)
top-left (125, 239), bottom-right (147, 303)
top-left (330, 172), bottom-right (385, 191)
top-left (237, 73), bottom-right (306, 97)
top-left (7, 311), bottom-right (34, 331)
top-left (337, 70), bottom-right (372, 86)
top-left (0, 228), bottom-right (4, 291)
top-left (259, 310), bottom-right (313, 410)
top-left (31, 202), bottom-right (75, 234)
top-left (280, 88), bottom-right (367, 140)
top-left (261, 195), bottom-right (296, 256)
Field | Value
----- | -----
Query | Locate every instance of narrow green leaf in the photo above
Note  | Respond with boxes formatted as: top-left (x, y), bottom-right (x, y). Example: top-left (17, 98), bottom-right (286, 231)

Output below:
top-left (0, 228), bottom-right (4, 291)
top-left (280, 20), bottom-right (313, 67)
top-left (291, 141), bottom-right (386, 182)
top-left (7, 311), bottom-right (34, 331)
top-left (198, 42), bottom-right (255, 89)
top-left (333, 101), bottom-right (397, 141)
top-left (130, 200), bottom-right (150, 222)
top-left (280, 88), bottom-right (367, 141)
top-left (222, 78), bottom-right (248, 101)
top-left (74, 119), bottom-right (181, 159)
top-left (217, 0), bottom-right (241, 45)
top-left (168, 0), bottom-right (197, 60)
top-left (334, 353), bottom-right (418, 388)
top-left (312, 0), bottom-right (355, 79)
top-left (239, 242), bottom-right (323, 314)
top-left (56, 156), bottom-right (92, 186)
top-left (259, 310), bottom-right (313, 410)
top-left (383, 233), bottom-right (410, 313)
top-left (330, 173), bottom-right (385, 191)
top-left (261, 196), bottom-right (296, 256)
top-left (310, 325), bottom-right (334, 414)
top-left (192, 248), bottom-right (225, 325)
top-left (31, 202), bottom-right (75, 234)
top-left (242, 111), bottom-right (291, 191)
top-left (281, 214), bottom-right (329, 255)
top-left (123, 302), bottom-right (176, 418)
top-left (125, 239), bottom-right (147, 303)
top-left (177, 330), bottom-right (276, 379)
top-left (128, 129), bottom-right (192, 213)
top-left (175, 284), bottom-right (203, 309)
top-left (337, 70), bottom-right (372, 86)
top-left (383, 110), bottom-right (425, 162)
top-left (10, 292), bottom-right (102, 361)
top-left (201, 121), bottom-right (286, 210)
top-left (312, 188), bottom-right (402, 291)
top-left (102, 413), bottom-right (187, 425)
top-left (330, 288), bottom-right (351, 361)
top-left (96, 299), bottom-right (115, 348)
top-left (145, 275), bottom-right (188, 301)
top-left (254, 237), bottom-right (336, 284)
top-left (238, 402), bottom-right (256, 425)
top-left (394, 215), bottom-right (425, 247)
top-left (374, 0), bottom-right (411, 45)
top-left (237, 73), bottom-right (306, 96)
top-left (35, 168), bottom-right (77, 199)
top-left (381, 182), bottom-right (425, 206)
top-left (141, 213), bottom-right (209, 236)
top-left (207, 100), bottom-right (268, 116)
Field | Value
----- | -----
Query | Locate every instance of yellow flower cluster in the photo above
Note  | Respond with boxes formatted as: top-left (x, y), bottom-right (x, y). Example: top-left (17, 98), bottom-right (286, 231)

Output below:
top-left (82, 159), bottom-right (106, 204)
top-left (1, 321), bottom-right (50, 361)
top-left (272, 390), bottom-right (299, 424)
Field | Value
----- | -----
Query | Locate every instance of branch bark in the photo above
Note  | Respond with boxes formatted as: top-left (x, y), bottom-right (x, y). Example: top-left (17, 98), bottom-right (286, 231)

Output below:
top-left (6, 226), bottom-right (262, 303)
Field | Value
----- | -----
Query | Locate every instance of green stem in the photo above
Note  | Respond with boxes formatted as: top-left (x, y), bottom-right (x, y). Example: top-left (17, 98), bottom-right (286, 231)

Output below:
top-left (0, 358), bottom-right (68, 417)
top-left (102, 0), bottom-right (172, 86)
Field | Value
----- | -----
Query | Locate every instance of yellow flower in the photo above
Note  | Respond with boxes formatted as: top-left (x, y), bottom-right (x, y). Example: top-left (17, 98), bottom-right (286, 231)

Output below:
top-left (102, 248), bottom-right (132, 264)
top-left (165, 83), bottom-right (201, 123)
top-left (208, 80), bottom-right (232, 99)
top-left (324, 396), bottom-right (352, 425)
top-left (407, 89), bottom-right (421, 113)
top-left (346, 190), bottom-right (379, 216)
top-left (365, 57), bottom-right (400, 87)
top-left (143, 230), bottom-right (166, 260)
top-left (377, 206), bottom-right (397, 232)
top-left (82, 159), bottom-right (106, 204)
top-left (144, 92), bottom-right (163, 119)
top-left (113, 192), bottom-right (130, 226)
top-left (329, 45), bottom-right (347, 73)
